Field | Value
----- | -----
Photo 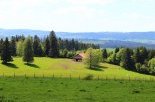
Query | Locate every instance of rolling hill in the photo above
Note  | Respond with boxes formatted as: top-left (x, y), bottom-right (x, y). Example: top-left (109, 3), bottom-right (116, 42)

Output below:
top-left (1, 28), bottom-right (155, 48)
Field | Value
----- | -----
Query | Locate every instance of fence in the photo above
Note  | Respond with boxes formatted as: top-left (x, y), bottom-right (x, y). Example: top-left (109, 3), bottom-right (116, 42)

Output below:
top-left (1, 72), bottom-right (155, 81)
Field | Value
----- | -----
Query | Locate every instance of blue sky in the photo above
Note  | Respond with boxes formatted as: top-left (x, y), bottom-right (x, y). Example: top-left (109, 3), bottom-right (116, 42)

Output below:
top-left (0, 0), bottom-right (155, 32)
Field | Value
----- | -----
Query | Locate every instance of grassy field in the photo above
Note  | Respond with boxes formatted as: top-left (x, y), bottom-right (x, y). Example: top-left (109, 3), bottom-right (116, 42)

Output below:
top-left (0, 77), bottom-right (155, 102)
top-left (0, 57), bottom-right (154, 80)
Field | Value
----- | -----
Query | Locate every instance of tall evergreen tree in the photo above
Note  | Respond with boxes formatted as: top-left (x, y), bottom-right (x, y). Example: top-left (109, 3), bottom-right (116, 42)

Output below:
top-left (115, 48), bottom-right (119, 53)
top-left (23, 37), bottom-right (34, 64)
top-left (33, 35), bottom-right (43, 56)
top-left (120, 48), bottom-right (134, 70)
top-left (139, 47), bottom-right (148, 64)
top-left (102, 49), bottom-right (108, 59)
top-left (45, 36), bottom-right (50, 56)
top-left (10, 36), bottom-right (16, 56)
top-left (0, 39), bottom-right (3, 55)
top-left (49, 31), bottom-right (59, 57)
top-left (1, 37), bottom-right (13, 64)
top-left (133, 48), bottom-right (141, 63)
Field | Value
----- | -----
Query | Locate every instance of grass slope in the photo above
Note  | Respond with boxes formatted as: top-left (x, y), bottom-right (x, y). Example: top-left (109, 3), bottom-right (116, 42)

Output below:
top-left (0, 57), bottom-right (154, 80)
top-left (0, 78), bottom-right (155, 102)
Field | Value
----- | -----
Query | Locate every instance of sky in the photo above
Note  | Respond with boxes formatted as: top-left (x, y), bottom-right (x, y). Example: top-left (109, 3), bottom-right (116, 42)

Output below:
top-left (0, 0), bottom-right (155, 32)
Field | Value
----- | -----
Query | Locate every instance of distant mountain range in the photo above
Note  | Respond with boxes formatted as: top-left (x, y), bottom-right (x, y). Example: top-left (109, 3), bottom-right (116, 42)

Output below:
top-left (0, 28), bottom-right (155, 48)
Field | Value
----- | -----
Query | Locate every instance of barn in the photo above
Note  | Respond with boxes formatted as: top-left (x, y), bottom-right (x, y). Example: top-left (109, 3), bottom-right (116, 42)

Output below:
top-left (73, 53), bottom-right (85, 62)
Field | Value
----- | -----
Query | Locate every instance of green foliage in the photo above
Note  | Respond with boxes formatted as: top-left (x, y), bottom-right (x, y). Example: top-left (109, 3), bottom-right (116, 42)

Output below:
top-left (84, 48), bottom-right (102, 69)
top-left (107, 53), bottom-right (117, 64)
top-left (102, 49), bottom-right (108, 61)
top-left (10, 36), bottom-right (16, 56)
top-left (0, 39), bottom-right (3, 55)
top-left (44, 36), bottom-right (50, 56)
top-left (119, 48), bottom-right (134, 70)
top-left (33, 35), bottom-right (44, 57)
top-left (23, 37), bottom-right (34, 63)
top-left (49, 31), bottom-right (59, 57)
top-left (1, 37), bottom-right (13, 64)
top-left (148, 58), bottom-right (155, 74)
top-left (16, 40), bottom-right (24, 56)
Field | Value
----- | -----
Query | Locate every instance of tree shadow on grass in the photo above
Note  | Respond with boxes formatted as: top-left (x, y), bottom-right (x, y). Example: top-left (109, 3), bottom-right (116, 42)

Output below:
top-left (3, 63), bottom-right (18, 68)
top-left (88, 65), bottom-right (108, 71)
top-left (24, 63), bottom-right (40, 68)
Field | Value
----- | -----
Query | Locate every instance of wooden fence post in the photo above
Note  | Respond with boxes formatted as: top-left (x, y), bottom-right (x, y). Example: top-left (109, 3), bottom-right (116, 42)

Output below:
top-left (79, 75), bottom-right (80, 80)
top-left (14, 72), bottom-right (15, 78)
top-left (53, 73), bottom-right (54, 79)
top-left (70, 74), bottom-right (71, 80)
top-left (25, 73), bottom-right (26, 78)
top-left (34, 73), bottom-right (35, 78)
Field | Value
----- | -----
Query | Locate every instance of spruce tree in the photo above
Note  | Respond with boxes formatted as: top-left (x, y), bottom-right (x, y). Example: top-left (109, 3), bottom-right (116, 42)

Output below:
top-left (10, 36), bottom-right (16, 56)
top-left (23, 37), bottom-right (34, 64)
top-left (0, 39), bottom-right (3, 55)
top-left (120, 48), bottom-right (134, 70)
top-left (49, 31), bottom-right (59, 57)
top-left (45, 36), bottom-right (50, 56)
top-left (33, 35), bottom-right (43, 56)
top-left (1, 37), bottom-right (13, 64)
top-left (133, 48), bottom-right (141, 63)
top-left (102, 49), bottom-right (108, 59)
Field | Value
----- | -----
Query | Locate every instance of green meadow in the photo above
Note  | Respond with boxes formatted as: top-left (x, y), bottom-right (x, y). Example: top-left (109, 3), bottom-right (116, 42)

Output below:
top-left (0, 78), bottom-right (155, 102)
top-left (0, 57), bottom-right (154, 80)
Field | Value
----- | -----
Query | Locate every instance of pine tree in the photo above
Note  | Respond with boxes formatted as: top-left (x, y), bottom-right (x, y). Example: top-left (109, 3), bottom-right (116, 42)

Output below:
top-left (45, 36), bottom-right (50, 56)
top-left (1, 37), bottom-right (13, 64)
top-left (49, 31), bottom-right (59, 57)
top-left (139, 47), bottom-right (148, 64)
top-left (115, 48), bottom-right (119, 53)
top-left (23, 37), bottom-right (34, 64)
top-left (133, 48), bottom-right (141, 63)
top-left (102, 49), bottom-right (108, 59)
top-left (0, 39), bottom-right (3, 55)
top-left (120, 48), bottom-right (134, 70)
top-left (10, 36), bottom-right (16, 56)
top-left (33, 35), bottom-right (43, 56)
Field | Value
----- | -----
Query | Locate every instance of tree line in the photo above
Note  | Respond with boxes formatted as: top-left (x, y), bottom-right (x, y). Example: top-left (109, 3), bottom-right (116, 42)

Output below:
top-left (102, 47), bottom-right (155, 75)
top-left (0, 30), bottom-right (99, 64)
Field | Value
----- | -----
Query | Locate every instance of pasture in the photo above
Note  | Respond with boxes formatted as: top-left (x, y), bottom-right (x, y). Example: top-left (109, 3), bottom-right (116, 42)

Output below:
top-left (0, 57), bottom-right (154, 80)
top-left (0, 78), bottom-right (155, 102)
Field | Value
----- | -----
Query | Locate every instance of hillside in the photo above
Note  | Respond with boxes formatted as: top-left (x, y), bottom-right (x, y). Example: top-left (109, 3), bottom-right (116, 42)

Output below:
top-left (1, 29), bottom-right (155, 48)
top-left (0, 57), bottom-right (154, 80)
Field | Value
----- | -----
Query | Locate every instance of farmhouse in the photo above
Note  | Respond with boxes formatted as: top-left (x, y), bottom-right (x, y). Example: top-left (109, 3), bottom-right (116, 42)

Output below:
top-left (73, 53), bottom-right (85, 62)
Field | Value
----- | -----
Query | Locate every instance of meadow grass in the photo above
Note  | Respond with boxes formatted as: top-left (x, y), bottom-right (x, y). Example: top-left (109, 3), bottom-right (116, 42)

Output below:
top-left (0, 57), bottom-right (154, 80)
top-left (0, 77), bottom-right (155, 102)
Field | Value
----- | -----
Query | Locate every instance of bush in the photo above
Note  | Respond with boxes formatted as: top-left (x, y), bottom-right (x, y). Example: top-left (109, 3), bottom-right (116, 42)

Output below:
top-left (83, 74), bottom-right (94, 80)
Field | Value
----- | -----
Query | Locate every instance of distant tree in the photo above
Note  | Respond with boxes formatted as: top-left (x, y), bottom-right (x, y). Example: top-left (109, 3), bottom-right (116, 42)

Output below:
top-left (133, 48), bottom-right (141, 63)
top-left (120, 48), bottom-right (134, 70)
top-left (139, 47), bottom-right (148, 64)
top-left (16, 40), bottom-right (24, 56)
top-left (33, 35), bottom-right (44, 56)
top-left (23, 37), bottom-right (34, 64)
top-left (107, 53), bottom-right (117, 64)
top-left (0, 39), bottom-right (3, 55)
top-left (49, 31), bottom-right (59, 57)
top-left (1, 37), bottom-right (13, 64)
top-left (148, 50), bottom-right (155, 60)
top-left (61, 49), bottom-right (68, 58)
top-left (84, 48), bottom-right (102, 69)
top-left (102, 49), bottom-right (108, 61)
top-left (148, 58), bottom-right (155, 74)
top-left (115, 48), bottom-right (119, 53)
top-left (45, 36), bottom-right (50, 56)
top-left (10, 36), bottom-right (16, 56)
